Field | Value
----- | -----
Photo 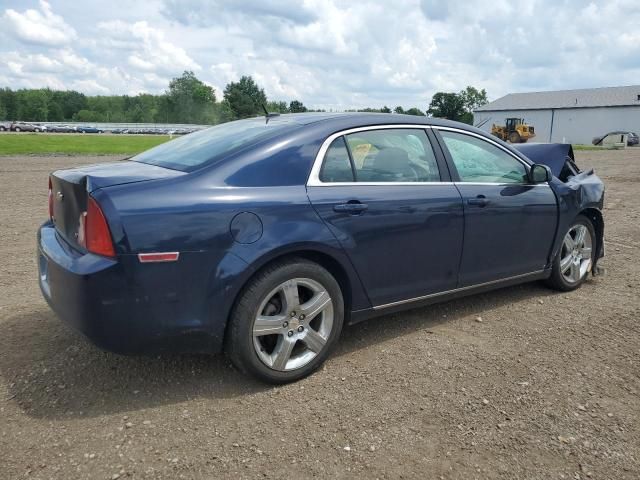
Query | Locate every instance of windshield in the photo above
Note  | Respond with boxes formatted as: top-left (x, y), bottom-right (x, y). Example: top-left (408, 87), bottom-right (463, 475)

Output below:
top-left (132, 118), bottom-right (296, 172)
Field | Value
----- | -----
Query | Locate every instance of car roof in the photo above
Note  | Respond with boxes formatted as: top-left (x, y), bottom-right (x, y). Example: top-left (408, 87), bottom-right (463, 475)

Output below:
top-left (267, 112), bottom-right (465, 129)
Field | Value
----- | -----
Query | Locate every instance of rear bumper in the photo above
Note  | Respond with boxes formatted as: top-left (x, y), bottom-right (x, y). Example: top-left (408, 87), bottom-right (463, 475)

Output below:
top-left (38, 222), bottom-right (230, 354)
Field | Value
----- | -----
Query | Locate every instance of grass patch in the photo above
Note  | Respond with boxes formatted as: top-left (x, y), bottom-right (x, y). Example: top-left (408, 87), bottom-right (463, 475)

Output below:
top-left (572, 144), bottom-right (610, 151)
top-left (0, 134), bottom-right (172, 155)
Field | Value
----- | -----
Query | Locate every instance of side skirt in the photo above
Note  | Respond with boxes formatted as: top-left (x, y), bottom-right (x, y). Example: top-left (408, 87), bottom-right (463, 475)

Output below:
top-left (347, 269), bottom-right (551, 325)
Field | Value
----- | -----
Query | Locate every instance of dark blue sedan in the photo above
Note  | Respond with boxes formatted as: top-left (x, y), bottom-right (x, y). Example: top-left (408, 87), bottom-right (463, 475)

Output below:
top-left (38, 113), bottom-right (605, 383)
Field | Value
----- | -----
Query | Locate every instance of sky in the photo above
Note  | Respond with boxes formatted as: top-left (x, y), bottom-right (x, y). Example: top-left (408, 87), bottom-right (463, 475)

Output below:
top-left (1, 0), bottom-right (639, 110)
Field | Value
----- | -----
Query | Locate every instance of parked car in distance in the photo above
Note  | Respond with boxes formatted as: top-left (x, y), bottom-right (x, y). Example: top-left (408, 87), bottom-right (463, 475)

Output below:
top-left (10, 121), bottom-right (46, 132)
top-left (592, 131), bottom-right (639, 146)
top-left (0, 121), bottom-right (11, 131)
top-left (38, 113), bottom-right (605, 383)
top-left (48, 125), bottom-right (77, 133)
top-left (77, 125), bottom-right (104, 133)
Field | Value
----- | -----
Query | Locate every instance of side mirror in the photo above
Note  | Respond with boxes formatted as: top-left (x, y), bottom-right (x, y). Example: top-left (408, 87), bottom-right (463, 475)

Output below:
top-left (529, 164), bottom-right (552, 183)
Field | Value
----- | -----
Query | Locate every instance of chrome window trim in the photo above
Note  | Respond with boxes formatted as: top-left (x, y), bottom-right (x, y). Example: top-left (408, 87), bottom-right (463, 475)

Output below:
top-left (373, 269), bottom-right (546, 310)
top-left (312, 181), bottom-right (456, 187)
top-left (307, 124), bottom-right (438, 187)
top-left (306, 123), bottom-right (551, 188)
top-left (454, 182), bottom-right (549, 187)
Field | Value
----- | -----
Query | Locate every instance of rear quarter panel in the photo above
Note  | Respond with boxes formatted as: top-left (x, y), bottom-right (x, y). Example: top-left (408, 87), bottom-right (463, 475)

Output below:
top-left (100, 176), bottom-right (370, 352)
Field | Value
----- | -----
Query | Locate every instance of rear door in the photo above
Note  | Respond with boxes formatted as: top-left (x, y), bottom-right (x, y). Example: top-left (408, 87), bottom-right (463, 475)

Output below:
top-left (307, 126), bottom-right (464, 308)
top-left (434, 128), bottom-right (558, 287)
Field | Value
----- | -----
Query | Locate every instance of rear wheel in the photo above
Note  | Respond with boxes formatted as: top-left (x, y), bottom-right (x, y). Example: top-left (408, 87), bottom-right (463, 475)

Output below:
top-left (508, 131), bottom-right (521, 143)
top-left (545, 215), bottom-right (596, 291)
top-left (14, 127), bottom-right (21, 132)
top-left (226, 259), bottom-right (344, 383)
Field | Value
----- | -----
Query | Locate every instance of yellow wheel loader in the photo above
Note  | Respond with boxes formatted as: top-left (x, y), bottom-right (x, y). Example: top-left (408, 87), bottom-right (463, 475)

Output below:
top-left (491, 118), bottom-right (535, 143)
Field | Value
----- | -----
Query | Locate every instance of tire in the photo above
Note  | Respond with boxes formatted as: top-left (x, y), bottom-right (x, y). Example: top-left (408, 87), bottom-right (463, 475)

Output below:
top-left (0, 126), bottom-right (6, 131)
top-left (14, 127), bottom-right (21, 132)
top-left (226, 258), bottom-right (344, 383)
top-left (34, 128), bottom-right (40, 132)
top-left (508, 131), bottom-right (521, 143)
top-left (545, 215), bottom-right (596, 291)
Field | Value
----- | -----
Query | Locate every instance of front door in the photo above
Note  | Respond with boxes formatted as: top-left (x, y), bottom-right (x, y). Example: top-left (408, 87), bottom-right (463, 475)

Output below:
top-left (435, 129), bottom-right (558, 287)
top-left (307, 127), bottom-right (464, 307)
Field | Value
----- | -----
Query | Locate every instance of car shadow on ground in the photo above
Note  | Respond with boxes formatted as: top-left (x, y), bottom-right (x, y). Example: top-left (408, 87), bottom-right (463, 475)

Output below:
top-left (1, 281), bottom-right (554, 420)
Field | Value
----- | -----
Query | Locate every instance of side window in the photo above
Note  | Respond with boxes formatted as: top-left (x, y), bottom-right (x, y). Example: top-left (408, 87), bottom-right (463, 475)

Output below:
top-left (439, 131), bottom-right (528, 184)
top-left (319, 137), bottom-right (354, 182)
top-left (345, 129), bottom-right (440, 182)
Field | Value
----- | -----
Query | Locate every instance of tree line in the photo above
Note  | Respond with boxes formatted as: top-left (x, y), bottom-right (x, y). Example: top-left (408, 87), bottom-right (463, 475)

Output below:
top-left (0, 71), bottom-right (487, 125)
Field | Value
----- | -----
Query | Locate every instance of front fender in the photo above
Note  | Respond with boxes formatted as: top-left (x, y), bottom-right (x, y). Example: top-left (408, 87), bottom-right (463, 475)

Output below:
top-left (549, 172), bottom-right (605, 270)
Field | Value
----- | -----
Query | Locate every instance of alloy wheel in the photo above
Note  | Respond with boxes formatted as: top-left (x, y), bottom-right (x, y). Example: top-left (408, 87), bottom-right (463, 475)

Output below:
top-left (252, 278), bottom-right (334, 371)
top-left (560, 224), bottom-right (593, 284)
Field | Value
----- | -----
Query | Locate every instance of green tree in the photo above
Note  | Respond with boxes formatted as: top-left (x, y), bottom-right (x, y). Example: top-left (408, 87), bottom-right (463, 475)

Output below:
top-left (223, 76), bottom-right (267, 119)
top-left (380, 105), bottom-right (391, 113)
top-left (459, 86), bottom-right (488, 124)
top-left (394, 106), bottom-right (405, 114)
top-left (288, 100), bottom-right (307, 113)
top-left (405, 107), bottom-right (425, 116)
top-left (427, 92), bottom-right (466, 121)
top-left (73, 109), bottom-right (102, 122)
top-left (266, 100), bottom-right (289, 113)
top-left (214, 101), bottom-right (235, 123)
top-left (460, 86), bottom-right (488, 113)
top-left (15, 89), bottom-right (50, 121)
top-left (52, 90), bottom-right (87, 120)
top-left (0, 88), bottom-right (17, 119)
top-left (167, 71), bottom-right (216, 123)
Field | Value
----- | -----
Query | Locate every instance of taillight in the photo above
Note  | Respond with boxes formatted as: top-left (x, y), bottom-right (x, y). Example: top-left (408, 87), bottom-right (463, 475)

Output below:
top-left (48, 178), bottom-right (53, 220)
top-left (78, 196), bottom-right (115, 257)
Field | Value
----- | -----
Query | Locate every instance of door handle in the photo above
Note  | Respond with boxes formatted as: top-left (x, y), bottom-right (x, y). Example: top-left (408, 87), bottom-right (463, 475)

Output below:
top-left (333, 202), bottom-right (368, 214)
top-left (467, 195), bottom-right (489, 207)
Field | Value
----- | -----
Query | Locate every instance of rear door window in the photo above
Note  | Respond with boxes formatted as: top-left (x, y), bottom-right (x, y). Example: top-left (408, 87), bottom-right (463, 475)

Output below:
top-left (319, 137), bottom-right (355, 182)
top-left (345, 129), bottom-right (440, 182)
top-left (317, 128), bottom-right (441, 183)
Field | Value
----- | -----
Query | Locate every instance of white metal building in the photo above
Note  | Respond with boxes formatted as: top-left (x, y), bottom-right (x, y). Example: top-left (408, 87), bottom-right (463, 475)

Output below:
top-left (473, 85), bottom-right (640, 144)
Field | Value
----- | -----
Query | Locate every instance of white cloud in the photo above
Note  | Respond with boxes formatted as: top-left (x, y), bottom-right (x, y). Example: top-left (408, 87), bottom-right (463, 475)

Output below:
top-left (2, 0), bottom-right (77, 46)
top-left (1, 0), bottom-right (640, 109)
top-left (97, 20), bottom-right (200, 75)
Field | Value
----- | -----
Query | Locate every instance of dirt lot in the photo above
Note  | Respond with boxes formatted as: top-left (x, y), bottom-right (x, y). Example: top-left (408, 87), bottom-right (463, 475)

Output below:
top-left (1, 150), bottom-right (638, 479)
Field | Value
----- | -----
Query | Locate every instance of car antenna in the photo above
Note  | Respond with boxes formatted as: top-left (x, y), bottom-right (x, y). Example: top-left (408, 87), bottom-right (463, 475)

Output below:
top-left (262, 104), bottom-right (280, 123)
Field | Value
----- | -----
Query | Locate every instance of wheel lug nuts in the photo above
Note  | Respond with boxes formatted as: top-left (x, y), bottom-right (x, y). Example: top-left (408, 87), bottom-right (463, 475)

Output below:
top-left (299, 314), bottom-right (305, 320)
top-left (287, 330), bottom-right (294, 337)
top-left (290, 311), bottom-right (296, 317)
top-left (297, 326), bottom-right (304, 332)
top-left (282, 321), bottom-right (288, 328)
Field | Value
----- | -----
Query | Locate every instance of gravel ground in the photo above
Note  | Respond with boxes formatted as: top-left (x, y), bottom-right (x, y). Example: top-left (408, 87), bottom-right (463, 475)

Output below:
top-left (0, 151), bottom-right (638, 480)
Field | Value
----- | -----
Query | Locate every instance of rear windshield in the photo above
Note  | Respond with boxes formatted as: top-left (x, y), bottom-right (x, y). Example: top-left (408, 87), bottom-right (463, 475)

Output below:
top-left (132, 118), bottom-right (296, 172)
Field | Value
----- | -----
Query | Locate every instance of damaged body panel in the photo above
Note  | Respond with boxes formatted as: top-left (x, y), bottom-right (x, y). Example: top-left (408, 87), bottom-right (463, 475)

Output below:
top-left (515, 142), bottom-right (605, 273)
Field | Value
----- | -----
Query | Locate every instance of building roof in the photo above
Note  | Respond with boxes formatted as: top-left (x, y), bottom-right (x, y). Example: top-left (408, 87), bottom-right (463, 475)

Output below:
top-left (475, 85), bottom-right (640, 112)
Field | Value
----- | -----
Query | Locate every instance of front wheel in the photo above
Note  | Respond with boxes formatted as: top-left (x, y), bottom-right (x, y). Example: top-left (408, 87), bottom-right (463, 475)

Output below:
top-left (508, 131), bottom-right (521, 143)
top-left (545, 215), bottom-right (596, 291)
top-left (226, 259), bottom-right (344, 383)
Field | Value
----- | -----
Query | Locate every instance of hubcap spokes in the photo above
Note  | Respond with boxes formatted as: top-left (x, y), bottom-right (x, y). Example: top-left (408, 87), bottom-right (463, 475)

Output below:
top-left (253, 278), bottom-right (334, 371)
top-left (560, 224), bottom-right (593, 283)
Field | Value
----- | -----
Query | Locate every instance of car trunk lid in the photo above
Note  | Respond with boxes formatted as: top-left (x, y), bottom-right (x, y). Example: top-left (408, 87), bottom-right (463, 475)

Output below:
top-left (50, 161), bottom-right (184, 249)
